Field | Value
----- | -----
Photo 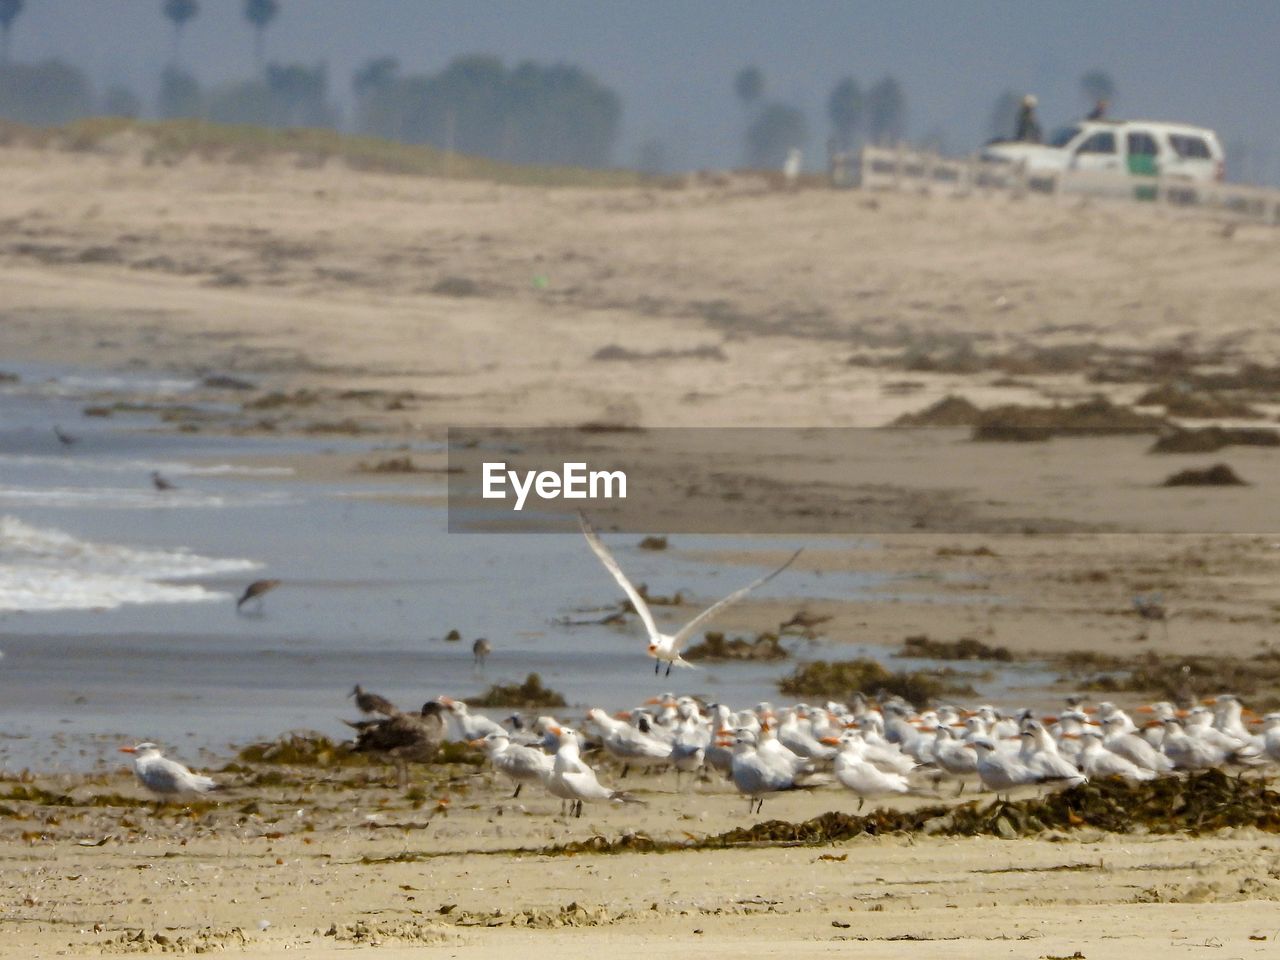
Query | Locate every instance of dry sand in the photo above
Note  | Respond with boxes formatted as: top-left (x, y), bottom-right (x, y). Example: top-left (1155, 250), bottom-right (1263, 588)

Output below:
top-left (3, 760), bottom-right (1280, 960)
top-left (4, 139), bottom-right (1280, 956)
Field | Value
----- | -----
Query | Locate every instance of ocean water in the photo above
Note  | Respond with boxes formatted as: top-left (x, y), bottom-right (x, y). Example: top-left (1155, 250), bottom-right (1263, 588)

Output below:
top-left (0, 362), bottom-right (1046, 772)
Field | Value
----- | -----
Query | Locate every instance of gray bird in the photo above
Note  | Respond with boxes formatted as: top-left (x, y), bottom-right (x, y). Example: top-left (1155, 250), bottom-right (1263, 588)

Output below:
top-left (236, 579), bottom-right (281, 612)
top-left (349, 700), bottom-right (448, 786)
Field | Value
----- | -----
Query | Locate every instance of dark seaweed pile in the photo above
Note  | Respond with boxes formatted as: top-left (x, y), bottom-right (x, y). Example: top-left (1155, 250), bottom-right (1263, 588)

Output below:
top-left (538, 772), bottom-right (1280, 855)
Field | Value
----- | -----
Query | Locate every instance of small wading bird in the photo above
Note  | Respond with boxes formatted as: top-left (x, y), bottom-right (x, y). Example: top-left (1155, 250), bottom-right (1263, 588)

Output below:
top-left (151, 471), bottom-right (177, 491)
top-left (578, 513), bottom-right (802, 676)
top-left (472, 637), bottom-right (492, 669)
top-left (52, 425), bottom-right (78, 447)
top-left (349, 683), bottom-right (397, 717)
top-left (1132, 592), bottom-right (1170, 639)
top-left (236, 578), bottom-right (281, 613)
top-left (120, 742), bottom-right (221, 803)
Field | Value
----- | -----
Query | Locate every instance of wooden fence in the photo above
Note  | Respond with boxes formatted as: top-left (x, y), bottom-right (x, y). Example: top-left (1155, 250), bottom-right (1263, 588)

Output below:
top-left (858, 145), bottom-right (1280, 224)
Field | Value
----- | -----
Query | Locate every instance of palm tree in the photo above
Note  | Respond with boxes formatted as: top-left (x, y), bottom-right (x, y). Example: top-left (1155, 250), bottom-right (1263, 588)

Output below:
top-left (733, 65), bottom-right (763, 110)
top-left (0, 0), bottom-right (24, 65)
top-left (162, 0), bottom-right (199, 66)
top-left (244, 0), bottom-right (280, 69)
top-left (827, 76), bottom-right (862, 150)
top-left (866, 76), bottom-right (906, 146)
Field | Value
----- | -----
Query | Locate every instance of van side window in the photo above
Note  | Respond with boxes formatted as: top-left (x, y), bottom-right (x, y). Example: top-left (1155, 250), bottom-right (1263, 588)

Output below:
top-left (1127, 132), bottom-right (1158, 156)
top-left (1077, 132), bottom-right (1116, 154)
top-left (1169, 135), bottom-right (1211, 159)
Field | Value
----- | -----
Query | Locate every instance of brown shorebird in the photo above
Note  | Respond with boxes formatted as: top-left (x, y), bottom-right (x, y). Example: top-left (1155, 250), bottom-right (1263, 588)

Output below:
top-left (1132, 593), bottom-right (1170, 639)
top-left (348, 700), bottom-right (448, 786)
top-left (236, 578), bottom-right (281, 612)
top-left (151, 471), bottom-right (176, 491)
top-left (349, 684), bottom-right (397, 717)
top-left (472, 637), bottom-right (492, 669)
top-left (53, 425), bottom-right (78, 447)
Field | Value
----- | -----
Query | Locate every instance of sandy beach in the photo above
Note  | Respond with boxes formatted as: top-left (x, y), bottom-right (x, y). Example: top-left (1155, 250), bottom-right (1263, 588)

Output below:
top-left (4, 132), bottom-right (1280, 957)
top-left (4, 756), bottom-right (1280, 960)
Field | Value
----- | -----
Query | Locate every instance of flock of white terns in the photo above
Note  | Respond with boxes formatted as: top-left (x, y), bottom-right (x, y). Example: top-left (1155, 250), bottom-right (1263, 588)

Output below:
top-left (118, 517), bottom-right (1280, 814)
top-left (124, 694), bottom-right (1280, 818)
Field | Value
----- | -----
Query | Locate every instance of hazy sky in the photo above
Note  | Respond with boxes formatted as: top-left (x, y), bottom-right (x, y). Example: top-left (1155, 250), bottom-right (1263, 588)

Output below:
top-left (11, 1), bottom-right (1280, 179)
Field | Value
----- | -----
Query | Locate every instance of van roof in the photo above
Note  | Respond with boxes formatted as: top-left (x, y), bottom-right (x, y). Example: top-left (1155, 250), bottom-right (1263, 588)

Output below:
top-left (1080, 118), bottom-right (1219, 138)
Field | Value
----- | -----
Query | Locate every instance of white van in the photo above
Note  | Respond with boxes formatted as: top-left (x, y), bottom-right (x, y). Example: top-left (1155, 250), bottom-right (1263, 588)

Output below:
top-left (982, 119), bottom-right (1225, 182)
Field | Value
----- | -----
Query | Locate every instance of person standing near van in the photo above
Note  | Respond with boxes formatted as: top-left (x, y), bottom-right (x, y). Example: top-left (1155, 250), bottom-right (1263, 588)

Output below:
top-left (1014, 95), bottom-right (1042, 143)
top-left (1087, 98), bottom-right (1109, 120)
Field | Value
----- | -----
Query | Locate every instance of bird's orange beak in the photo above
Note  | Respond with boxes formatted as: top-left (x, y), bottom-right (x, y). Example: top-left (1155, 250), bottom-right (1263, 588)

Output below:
top-left (467, 738), bottom-right (485, 748)
top-left (1082, 707), bottom-right (1096, 715)
top-left (549, 725), bottom-right (563, 736)
top-left (819, 736), bottom-right (841, 746)
top-left (118, 746), bottom-right (136, 754)
top-left (1136, 705), bottom-right (1155, 714)
top-left (643, 696), bottom-right (662, 705)
top-left (1041, 716), bottom-right (1059, 724)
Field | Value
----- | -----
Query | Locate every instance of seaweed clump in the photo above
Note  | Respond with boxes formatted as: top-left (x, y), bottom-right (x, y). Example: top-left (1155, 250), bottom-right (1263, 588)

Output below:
top-left (1135, 384), bottom-right (1263, 419)
top-left (1061, 650), bottom-right (1280, 706)
top-left (464, 673), bottom-right (566, 709)
top-left (538, 772), bottom-right (1280, 855)
top-left (1150, 427), bottom-right (1280, 454)
top-left (1161, 463), bottom-right (1248, 487)
top-left (972, 397), bottom-right (1165, 442)
top-left (235, 733), bottom-right (368, 767)
top-left (684, 630), bottom-right (788, 662)
top-left (898, 634), bottom-right (1012, 662)
top-left (891, 395), bottom-right (982, 427)
top-left (777, 658), bottom-right (977, 705)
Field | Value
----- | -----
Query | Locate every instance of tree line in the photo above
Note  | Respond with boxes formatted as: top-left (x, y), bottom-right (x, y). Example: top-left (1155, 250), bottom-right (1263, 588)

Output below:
top-left (0, 1), bottom-right (1121, 172)
top-left (0, 0), bottom-right (622, 168)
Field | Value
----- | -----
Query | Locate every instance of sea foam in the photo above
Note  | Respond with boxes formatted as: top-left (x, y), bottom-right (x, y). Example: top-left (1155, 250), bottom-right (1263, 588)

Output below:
top-left (0, 516), bottom-right (259, 612)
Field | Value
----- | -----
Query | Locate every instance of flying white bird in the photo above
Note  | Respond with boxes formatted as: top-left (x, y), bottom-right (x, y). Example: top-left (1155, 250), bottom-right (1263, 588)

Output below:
top-left (120, 742), bottom-right (220, 800)
top-left (579, 514), bottom-right (801, 676)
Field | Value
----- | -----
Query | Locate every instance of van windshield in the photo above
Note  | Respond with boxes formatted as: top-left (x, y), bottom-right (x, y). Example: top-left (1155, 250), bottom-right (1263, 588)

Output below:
top-left (1049, 125), bottom-right (1081, 148)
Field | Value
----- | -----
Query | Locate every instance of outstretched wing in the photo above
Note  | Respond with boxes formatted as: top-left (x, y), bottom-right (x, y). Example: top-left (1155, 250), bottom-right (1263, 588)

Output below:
top-left (671, 549), bottom-right (803, 650)
top-left (578, 514), bottom-right (661, 642)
